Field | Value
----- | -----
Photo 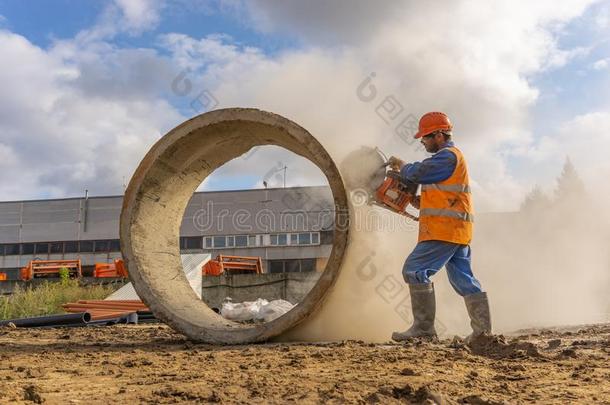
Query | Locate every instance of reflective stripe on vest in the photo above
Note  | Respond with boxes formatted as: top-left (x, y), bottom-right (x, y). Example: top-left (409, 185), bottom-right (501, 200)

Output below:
top-left (420, 208), bottom-right (474, 222)
top-left (421, 184), bottom-right (471, 193)
top-left (418, 146), bottom-right (473, 244)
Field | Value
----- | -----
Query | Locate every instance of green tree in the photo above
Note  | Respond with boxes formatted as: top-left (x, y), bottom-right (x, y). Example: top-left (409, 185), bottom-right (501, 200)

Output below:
top-left (520, 185), bottom-right (551, 213)
top-left (555, 156), bottom-right (586, 204)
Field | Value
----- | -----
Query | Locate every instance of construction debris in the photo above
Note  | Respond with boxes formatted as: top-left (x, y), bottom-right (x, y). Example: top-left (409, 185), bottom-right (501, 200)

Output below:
top-left (62, 299), bottom-right (152, 324)
top-left (93, 259), bottom-right (128, 278)
top-left (0, 300), bottom-right (152, 328)
top-left (203, 255), bottom-right (263, 276)
top-left (0, 312), bottom-right (91, 328)
top-left (20, 259), bottom-right (81, 281)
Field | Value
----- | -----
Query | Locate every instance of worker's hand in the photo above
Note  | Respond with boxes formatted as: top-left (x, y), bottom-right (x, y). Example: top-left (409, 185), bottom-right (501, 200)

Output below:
top-left (410, 195), bottom-right (421, 210)
top-left (388, 156), bottom-right (405, 171)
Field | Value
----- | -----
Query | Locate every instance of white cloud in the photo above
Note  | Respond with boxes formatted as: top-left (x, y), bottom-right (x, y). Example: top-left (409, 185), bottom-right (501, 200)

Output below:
top-left (0, 30), bottom-right (183, 200)
top-left (592, 57), bottom-right (610, 70)
top-left (594, 3), bottom-right (610, 29)
top-left (159, 33), bottom-right (266, 71)
top-left (68, 0), bottom-right (164, 43)
top-left (114, 0), bottom-right (163, 34)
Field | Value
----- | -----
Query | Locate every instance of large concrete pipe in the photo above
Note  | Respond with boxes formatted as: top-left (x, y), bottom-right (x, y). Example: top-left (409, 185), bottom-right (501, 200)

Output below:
top-left (120, 108), bottom-right (349, 344)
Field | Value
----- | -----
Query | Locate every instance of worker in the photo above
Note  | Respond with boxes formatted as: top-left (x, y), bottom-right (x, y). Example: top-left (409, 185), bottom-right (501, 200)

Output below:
top-left (388, 111), bottom-right (491, 343)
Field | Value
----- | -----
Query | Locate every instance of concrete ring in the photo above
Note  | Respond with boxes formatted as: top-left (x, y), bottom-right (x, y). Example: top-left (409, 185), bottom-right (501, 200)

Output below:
top-left (120, 108), bottom-right (349, 344)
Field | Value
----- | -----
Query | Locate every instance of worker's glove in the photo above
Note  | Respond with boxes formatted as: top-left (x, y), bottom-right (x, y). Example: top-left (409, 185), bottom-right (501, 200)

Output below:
top-left (388, 156), bottom-right (405, 171)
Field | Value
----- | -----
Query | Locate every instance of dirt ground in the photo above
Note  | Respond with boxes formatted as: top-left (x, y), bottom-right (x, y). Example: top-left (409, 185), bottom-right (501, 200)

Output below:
top-left (0, 323), bottom-right (608, 404)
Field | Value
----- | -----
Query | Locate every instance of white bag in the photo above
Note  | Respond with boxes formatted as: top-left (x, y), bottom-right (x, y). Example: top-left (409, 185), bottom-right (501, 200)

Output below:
top-left (258, 299), bottom-right (295, 322)
top-left (220, 298), bottom-right (294, 322)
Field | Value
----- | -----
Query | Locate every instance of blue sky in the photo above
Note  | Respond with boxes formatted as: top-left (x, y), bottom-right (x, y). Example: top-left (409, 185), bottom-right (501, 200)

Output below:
top-left (0, 0), bottom-right (297, 53)
top-left (530, 2), bottom-right (610, 121)
top-left (0, 1), bottom-right (609, 210)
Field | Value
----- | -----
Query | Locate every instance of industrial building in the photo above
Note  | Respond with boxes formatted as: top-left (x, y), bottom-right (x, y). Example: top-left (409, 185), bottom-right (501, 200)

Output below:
top-left (0, 186), bottom-right (335, 280)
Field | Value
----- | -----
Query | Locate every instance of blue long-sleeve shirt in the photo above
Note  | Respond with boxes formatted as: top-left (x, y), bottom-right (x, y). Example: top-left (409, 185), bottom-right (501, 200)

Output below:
top-left (400, 141), bottom-right (457, 184)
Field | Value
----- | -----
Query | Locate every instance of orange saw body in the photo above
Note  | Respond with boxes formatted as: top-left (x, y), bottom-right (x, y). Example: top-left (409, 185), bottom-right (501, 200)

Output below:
top-left (373, 169), bottom-right (419, 221)
top-left (340, 146), bottom-right (419, 221)
top-left (367, 147), bottom-right (419, 220)
top-left (374, 171), bottom-right (417, 218)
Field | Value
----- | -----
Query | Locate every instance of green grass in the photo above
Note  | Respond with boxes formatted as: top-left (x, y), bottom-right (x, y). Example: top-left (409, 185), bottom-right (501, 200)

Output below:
top-left (0, 279), bottom-right (120, 320)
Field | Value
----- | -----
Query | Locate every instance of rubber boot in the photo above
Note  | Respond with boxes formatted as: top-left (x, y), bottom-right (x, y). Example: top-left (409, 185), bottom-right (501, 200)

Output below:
top-left (464, 291), bottom-right (491, 344)
top-left (391, 283), bottom-right (437, 341)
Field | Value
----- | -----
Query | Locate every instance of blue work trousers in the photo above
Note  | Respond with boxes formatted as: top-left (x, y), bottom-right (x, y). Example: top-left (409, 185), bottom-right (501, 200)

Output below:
top-left (402, 240), bottom-right (483, 296)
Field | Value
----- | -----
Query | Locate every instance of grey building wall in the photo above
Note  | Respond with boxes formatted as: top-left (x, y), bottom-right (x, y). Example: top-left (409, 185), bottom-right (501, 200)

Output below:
top-left (0, 186), bottom-right (335, 275)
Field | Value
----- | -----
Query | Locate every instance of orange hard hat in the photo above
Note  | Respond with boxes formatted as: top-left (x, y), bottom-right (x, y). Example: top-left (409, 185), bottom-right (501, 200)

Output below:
top-left (414, 112), bottom-right (453, 139)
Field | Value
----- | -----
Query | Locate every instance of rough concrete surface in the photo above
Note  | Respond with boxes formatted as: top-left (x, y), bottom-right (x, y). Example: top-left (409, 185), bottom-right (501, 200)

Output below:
top-left (120, 108), bottom-right (349, 344)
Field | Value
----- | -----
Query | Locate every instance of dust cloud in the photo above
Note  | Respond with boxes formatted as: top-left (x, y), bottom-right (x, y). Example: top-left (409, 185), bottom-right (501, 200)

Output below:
top-left (283, 146), bottom-right (610, 342)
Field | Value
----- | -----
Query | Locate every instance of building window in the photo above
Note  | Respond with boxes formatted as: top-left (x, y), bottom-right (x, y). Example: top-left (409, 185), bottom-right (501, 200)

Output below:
top-left (35, 243), bottom-right (49, 255)
top-left (64, 241), bottom-right (78, 253)
top-left (269, 260), bottom-right (284, 273)
top-left (213, 236), bottom-right (226, 248)
top-left (298, 233), bottom-right (311, 245)
top-left (285, 260), bottom-right (300, 273)
top-left (286, 232), bottom-right (320, 246)
top-left (109, 240), bottom-right (121, 252)
top-left (21, 243), bottom-right (34, 255)
top-left (4, 244), bottom-right (19, 255)
top-left (269, 259), bottom-right (317, 273)
top-left (203, 234), bottom-right (289, 248)
top-left (301, 258), bottom-right (316, 272)
top-left (270, 234), bottom-right (288, 246)
top-left (278, 234), bottom-right (288, 245)
top-left (320, 230), bottom-right (333, 244)
top-left (185, 236), bottom-right (202, 250)
top-left (94, 240), bottom-right (109, 253)
top-left (79, 241), bottom-right (94, 253)
top-left (204, 237), bottom-right (213, 248)
top-left (235, 235), bottom-right (248, 247)
top-left (50, 242), bottom-right (63, 254)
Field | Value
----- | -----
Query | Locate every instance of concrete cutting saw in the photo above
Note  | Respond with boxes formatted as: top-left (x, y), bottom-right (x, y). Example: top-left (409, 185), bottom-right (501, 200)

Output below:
top-left (341, 146), bottom-right (419, 221)
top-left (372, 148), bottom-right (419, 221)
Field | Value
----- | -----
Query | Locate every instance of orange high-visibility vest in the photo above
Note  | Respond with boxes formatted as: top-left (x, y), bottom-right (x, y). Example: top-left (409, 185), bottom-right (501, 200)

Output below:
top-left (418, 146), bottom-right (473, 245)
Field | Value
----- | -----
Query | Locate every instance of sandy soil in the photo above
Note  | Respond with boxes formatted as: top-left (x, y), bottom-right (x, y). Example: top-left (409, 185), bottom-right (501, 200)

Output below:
top-left (0, 323), bottom-right (608, 404)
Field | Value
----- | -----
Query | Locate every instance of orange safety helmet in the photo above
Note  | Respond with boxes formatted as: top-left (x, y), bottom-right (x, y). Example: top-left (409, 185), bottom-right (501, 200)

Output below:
top-left (414, 112), bottom-right (453, 139)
